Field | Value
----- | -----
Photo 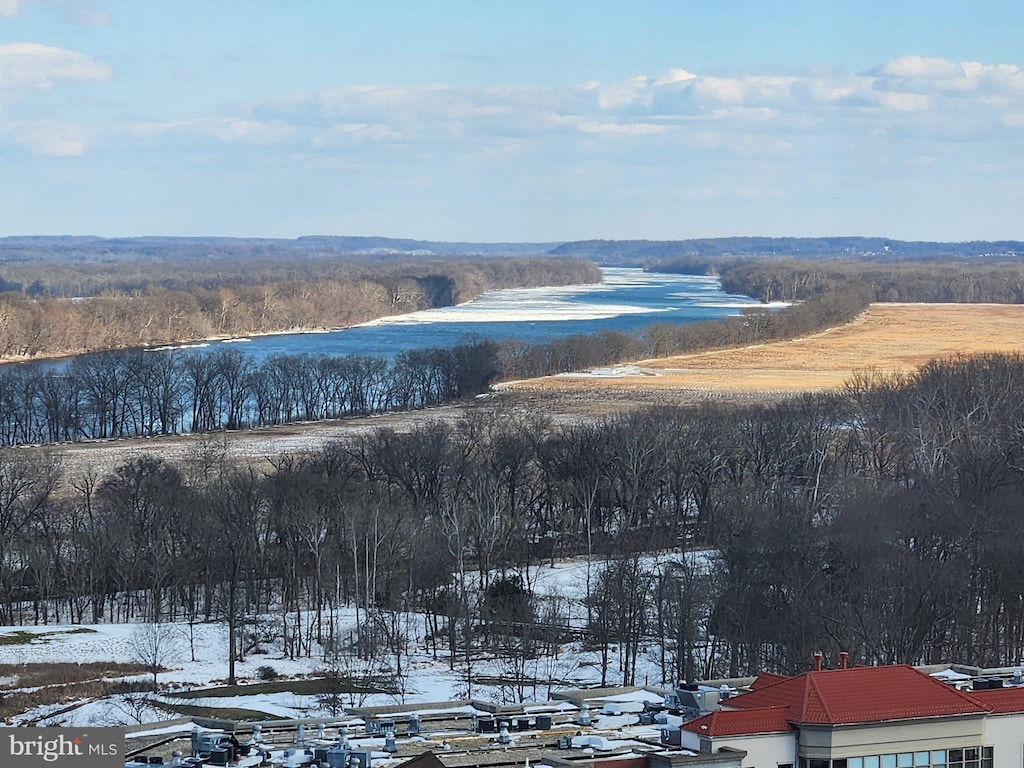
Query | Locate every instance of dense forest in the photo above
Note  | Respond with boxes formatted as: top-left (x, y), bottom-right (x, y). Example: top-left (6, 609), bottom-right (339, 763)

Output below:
top-left (0, 256), bottom-right (599, 360)
top-left (3, 353), bottom-right (1024, 687)
top-left (0, 285), bottom-right (870, 446)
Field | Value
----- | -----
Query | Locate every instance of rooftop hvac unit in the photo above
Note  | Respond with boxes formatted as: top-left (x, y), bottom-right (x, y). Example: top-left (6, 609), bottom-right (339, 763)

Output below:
top-left (665, 685), bottom-right (722, 718)
top-left (282, 749), bottom-right (315, 768)
top-left (365, 718), bottom-right (391, 736)
top-left (191, 730), bottom-right (234, 759)
top-left (661, 727), bottom-right (683, 747)
top-left (324, 746), bottom-right (349, 768)
top-left (407, 713), bottom-right (422, 735)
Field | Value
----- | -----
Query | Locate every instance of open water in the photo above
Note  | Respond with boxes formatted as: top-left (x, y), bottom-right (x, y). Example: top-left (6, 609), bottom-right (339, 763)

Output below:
top-left (157, 268), bottom-right (765, 362)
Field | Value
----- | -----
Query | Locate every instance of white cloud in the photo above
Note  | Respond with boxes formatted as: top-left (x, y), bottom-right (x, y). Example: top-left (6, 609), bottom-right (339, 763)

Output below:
top-left (28, 53), bottom-right (1016, 173)
top-left (577, 121), bottom-right (667, 136)
top-left (0, 42), bottom-right (112, 90)
top-left (873, 91), bottom-right (931, 112)
top-left (653, 68), bottom-right (697, 87)
top-left (0, 0), bottom-right (19, 18)
top-left (692, 76), bottom-right (746, 104)
top-left (879, 55), bottom-right (964, 79)
top-left (126, 117), bottom-right (298, 146)
top-left (3, 119), bottom-right (88, 154)
top-left (590, 75), bottom-right (651, 109)
top-left (212, 55), bottom-right (1024, 166)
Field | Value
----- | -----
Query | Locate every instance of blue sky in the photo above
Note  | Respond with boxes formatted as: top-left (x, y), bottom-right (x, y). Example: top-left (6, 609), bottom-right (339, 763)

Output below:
top-left (1, 0), bottom-right (1023, 241)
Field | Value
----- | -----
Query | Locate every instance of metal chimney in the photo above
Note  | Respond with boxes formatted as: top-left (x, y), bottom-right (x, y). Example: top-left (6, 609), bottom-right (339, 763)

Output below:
top-left (814, 652), bottom-right (823, 671)
top-left (840, 652), bottom-right (849, 670)
top-left (497, 721), bottom-right (512, 744)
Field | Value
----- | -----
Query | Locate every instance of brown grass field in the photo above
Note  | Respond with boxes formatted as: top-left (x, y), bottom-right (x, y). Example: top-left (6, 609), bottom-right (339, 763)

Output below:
top-left (499, 303), bottom-right (1024, 400)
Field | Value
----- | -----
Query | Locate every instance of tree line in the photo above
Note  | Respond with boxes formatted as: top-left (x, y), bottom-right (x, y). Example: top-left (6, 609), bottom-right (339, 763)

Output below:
top-left (0, 284), bottom-right (870, 447)
top-left (5, 353), bottom-right (1024, 688)
top-left (0, 256), bottom-right (600, 360)
top-left (659, 256), bottom-right (1024, 304)
top-left (0, 341), bottom-right (501, 444)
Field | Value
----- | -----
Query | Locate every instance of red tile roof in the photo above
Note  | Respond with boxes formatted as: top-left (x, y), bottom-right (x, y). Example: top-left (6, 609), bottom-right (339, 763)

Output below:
top-left (723, 665), bottom-right (989, 726)
top-left (750, 672), bottom-right (788, 690)
top-left (682, 707), bottom-right (793, 737)
top-left (968, 686), bottom-right (1024, 714)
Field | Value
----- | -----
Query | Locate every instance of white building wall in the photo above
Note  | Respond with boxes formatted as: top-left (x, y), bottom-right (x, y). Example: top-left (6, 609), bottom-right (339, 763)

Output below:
top-left (800, 717), bottom-right (987, 758)
top-left (710, 732), bottom-right (798, 768)
top-left (982, 712), bottom-right (1024, 768)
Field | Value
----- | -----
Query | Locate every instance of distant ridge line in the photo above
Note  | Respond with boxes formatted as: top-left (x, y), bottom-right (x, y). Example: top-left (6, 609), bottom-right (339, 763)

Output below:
top-left (2, 235), bottom-right (1022, 262)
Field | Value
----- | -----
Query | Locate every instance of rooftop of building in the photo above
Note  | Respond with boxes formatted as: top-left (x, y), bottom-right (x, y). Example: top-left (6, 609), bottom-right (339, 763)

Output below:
top-left (124, 662), bottom-right (1024, 767)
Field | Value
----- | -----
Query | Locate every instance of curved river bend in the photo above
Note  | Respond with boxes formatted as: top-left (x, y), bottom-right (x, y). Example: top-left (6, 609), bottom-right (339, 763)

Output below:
top-left (156, 268), bottom-right (764, 362)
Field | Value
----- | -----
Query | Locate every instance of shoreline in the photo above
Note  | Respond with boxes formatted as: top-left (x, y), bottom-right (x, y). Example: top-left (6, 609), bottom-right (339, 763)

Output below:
top-left (0, 272), bottom-right (610, 367)
top-left (0, 323), bottom-right (357, 367)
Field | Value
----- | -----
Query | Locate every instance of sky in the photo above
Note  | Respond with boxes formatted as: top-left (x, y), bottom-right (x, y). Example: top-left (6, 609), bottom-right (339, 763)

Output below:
top-left (1, 0), bottom-right (1023, 242)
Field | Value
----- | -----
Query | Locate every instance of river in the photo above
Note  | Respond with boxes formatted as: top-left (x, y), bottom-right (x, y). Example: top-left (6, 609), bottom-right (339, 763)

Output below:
top-left (151, 268), bottom-right (764, 362)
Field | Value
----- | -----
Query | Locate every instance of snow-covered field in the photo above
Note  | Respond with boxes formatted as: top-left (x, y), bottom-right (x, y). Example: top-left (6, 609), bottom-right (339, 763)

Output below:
top-left (0, 553), bottom-right (713, 728)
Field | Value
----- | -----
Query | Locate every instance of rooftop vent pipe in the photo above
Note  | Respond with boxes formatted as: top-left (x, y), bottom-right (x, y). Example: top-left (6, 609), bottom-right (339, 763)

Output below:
top-left (497, 721), bottom-right (512, 745)
top-left (577, 703), bottom-right (592, 727)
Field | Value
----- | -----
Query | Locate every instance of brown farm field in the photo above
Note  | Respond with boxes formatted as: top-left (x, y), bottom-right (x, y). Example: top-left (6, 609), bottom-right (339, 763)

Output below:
top-left (498, 303), bottom-right (1024, 402)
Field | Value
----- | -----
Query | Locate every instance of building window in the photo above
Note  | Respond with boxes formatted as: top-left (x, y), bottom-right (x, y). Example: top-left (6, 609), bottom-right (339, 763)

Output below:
top-left (806, 747), bottom-right (990, 768)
